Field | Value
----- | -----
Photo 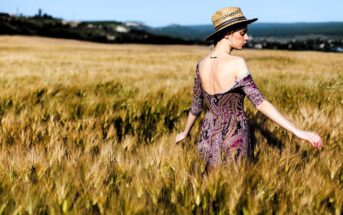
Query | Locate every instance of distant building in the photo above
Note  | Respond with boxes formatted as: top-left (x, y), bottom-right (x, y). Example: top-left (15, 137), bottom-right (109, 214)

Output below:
top-left (62, 20), bottom-right (80, 28)
top-left (115, 25), bottom-right (129, 33)
top-left (254, 44), bottom-right (263, 49)
top-left (125, 21), bottom-right (144, 27)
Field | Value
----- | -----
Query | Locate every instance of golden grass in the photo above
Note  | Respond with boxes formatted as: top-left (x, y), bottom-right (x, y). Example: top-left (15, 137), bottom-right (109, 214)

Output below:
top-left (0, 35), bottom-right (342, 214)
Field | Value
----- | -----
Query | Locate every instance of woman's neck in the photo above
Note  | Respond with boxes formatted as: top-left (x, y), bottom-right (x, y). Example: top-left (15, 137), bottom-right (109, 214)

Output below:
top-left (211, 41), bottom-right (233, 56)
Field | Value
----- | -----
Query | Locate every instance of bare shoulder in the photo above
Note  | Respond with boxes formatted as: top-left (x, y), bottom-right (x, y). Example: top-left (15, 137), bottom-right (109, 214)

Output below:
top-left (225, 56), bottom-right (247, 67)
top-left (197, 55), bottom-right (250, 79)
top-left (197, 54), bottom-right (212, 67)
top-left (197, 57), bottom-right (206, 67)
top-left (225, 56), bottom-right (250, 79)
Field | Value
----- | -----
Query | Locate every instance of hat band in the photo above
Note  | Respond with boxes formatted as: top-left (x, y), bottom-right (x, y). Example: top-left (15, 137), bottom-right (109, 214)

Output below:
top-left (214, 16), bottom-right (247, 30)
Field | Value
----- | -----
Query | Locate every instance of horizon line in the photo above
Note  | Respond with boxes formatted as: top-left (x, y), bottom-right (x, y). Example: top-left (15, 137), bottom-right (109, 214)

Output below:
top-left (1, 11), bottom-right (342, 28)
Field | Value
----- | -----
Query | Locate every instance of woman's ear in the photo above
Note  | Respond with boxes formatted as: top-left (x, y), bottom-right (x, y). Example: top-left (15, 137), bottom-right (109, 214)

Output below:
top-left (224, 30), bottom-right (233, 39)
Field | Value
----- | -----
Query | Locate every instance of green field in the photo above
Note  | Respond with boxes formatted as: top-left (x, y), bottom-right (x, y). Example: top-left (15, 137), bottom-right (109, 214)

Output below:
top-left (0, 36), bottom-right (342, 214)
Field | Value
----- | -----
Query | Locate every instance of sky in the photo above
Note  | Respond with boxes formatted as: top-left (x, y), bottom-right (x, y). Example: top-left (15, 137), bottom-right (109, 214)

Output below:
top-left (1, 0), bottom-right (343, 27)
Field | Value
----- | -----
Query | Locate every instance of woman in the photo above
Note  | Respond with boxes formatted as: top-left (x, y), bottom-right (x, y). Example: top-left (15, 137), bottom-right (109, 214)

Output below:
top-left (175, 7), bottom-right (322, 170)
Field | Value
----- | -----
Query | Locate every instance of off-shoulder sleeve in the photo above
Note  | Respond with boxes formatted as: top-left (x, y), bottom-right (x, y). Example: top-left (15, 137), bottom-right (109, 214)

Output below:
top-left (241, 74), bottom-right (265, 107)
top-left (190, 64), bottom-right (204, 116)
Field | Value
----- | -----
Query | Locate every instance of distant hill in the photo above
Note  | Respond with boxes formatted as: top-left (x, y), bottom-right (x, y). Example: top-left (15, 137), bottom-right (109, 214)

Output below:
top-left (137, 22), bottom-right (343, 52)
top-left (1, 12), bottom-right (342, 51)
top-left (0, 13), bottom-right (194, 44)
top-left (144, 22), bottom-right (343, 41)
top-left (140, 24), bottom-right (211, 41)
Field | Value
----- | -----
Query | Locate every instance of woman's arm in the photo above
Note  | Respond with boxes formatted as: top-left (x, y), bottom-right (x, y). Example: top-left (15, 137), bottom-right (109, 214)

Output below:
top-left (175, 112), bottom-right (197, 143)
top-left (176, 63), bottom-right (203, 144)
top-left (237, 58), bottom-right (322, 149)
top-left (256, 100), bottom-right (322, 149)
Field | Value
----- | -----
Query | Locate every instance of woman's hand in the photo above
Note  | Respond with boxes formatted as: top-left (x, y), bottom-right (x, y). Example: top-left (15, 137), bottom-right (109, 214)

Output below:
top-left (175, 131), bottom-right (188, 144)
top-left (256, 101), bottom-right (323, 149)
top-left (295, 130), bottom-right (323, 149)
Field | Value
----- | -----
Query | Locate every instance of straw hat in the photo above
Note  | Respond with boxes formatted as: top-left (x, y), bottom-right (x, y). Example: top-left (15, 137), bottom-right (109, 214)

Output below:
top-left (206, 7), bottom-right (258, 41)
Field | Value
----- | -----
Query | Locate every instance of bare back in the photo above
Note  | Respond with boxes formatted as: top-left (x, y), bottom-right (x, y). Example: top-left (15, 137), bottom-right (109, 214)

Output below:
top-left (198, 55), bottom-right (247, 95)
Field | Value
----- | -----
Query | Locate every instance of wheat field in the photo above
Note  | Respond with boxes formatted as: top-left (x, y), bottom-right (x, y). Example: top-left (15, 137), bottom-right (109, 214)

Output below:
top-left (0, 36), bottom-right (342, 214)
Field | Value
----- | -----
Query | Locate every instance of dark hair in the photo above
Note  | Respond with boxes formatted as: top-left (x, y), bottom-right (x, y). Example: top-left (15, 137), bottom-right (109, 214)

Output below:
top-left (212, 23), bottom-right (248, 46)
top-left (212, 29), bottom-right (232, 45)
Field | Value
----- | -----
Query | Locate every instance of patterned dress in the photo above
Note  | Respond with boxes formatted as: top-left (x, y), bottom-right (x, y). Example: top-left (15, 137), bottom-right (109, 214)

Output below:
top-left (190, 63), bottom-right (265, 167)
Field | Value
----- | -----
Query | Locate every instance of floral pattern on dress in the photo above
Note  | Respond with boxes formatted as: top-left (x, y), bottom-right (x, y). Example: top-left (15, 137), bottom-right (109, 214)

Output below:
top-left (190, 63), bottom-right (265, 168)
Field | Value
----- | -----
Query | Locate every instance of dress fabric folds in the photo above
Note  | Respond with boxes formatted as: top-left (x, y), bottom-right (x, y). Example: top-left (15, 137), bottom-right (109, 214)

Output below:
top-left (190, 63), bottom-right (265, 167)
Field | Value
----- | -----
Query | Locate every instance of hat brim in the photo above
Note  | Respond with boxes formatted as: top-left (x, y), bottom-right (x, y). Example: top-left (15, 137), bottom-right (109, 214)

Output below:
top-left (205, 18), bottom-right (258, 42)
